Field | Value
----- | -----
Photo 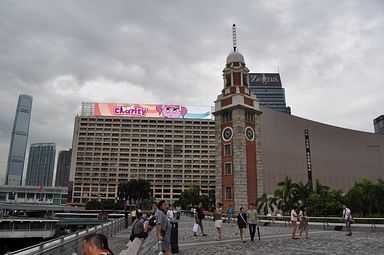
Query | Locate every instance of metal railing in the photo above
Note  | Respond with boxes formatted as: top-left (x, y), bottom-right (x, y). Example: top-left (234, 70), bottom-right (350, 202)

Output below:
top-left (7, 218), bottom-right (125, 255)
top-left (183, 210), bottom-right (383, 232)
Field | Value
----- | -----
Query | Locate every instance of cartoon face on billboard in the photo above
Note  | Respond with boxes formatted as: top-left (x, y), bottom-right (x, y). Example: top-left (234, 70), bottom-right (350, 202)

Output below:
top-left (156, 104), bottom-right (188, 118)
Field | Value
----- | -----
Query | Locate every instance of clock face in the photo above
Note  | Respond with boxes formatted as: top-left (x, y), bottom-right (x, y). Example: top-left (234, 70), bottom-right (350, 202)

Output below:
top-left (245, 127), bottom-right (255, 141)
top-left (222, 127), bottom-right (233, 141)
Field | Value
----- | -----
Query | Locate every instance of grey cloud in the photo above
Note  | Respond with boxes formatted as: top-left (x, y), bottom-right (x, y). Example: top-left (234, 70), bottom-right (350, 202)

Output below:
top-left (0, 0), bottom-right (383, 180)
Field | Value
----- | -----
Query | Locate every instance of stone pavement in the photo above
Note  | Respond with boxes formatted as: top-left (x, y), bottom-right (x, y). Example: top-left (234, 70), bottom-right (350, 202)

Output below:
top-left (107, 225), bottom-right (131, 254)
top-left (176, 216), bottom-right (384, 255)
top-left (107, 216), bottom-right (384, 255)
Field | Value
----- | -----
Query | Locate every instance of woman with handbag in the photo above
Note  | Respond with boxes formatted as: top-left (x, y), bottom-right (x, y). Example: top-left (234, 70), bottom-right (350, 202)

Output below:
top-left (237, 207), bottom-right (248, 243)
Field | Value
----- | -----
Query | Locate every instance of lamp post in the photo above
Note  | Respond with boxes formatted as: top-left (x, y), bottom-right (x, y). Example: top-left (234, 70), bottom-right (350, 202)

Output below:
top-left (123, 197), bottom-right (128, 228)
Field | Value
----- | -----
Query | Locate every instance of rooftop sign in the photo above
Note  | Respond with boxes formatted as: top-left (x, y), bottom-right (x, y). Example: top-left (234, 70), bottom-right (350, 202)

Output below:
top-left (81, 102), bottom-right (212, 120)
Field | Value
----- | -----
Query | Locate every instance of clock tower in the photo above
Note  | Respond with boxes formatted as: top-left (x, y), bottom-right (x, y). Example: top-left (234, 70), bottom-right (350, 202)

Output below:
top-left (213, 24), bottom-right (263, 211)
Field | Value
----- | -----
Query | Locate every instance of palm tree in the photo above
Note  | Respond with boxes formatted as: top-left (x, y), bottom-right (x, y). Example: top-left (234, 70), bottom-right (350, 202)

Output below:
top-left (275, 176), bottom-right (296, 214)
top-left (292, 182), bottom-right (311, 206)
top-left (256, 193), bottom-right (269, 215)
top-left (118, 179), bottom-right (151, 210)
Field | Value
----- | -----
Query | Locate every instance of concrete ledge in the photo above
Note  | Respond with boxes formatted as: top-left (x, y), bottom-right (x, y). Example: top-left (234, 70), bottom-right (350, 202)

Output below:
top-left (119, 238), bottom-right (142, 255)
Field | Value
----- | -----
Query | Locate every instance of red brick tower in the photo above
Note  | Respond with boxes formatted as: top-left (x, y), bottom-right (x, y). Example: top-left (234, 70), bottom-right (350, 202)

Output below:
top-left (213, 24), bottom-right (263, 211)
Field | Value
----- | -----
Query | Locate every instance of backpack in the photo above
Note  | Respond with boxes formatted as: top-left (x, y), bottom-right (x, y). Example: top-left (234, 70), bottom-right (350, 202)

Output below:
top-left (149, 216), bottom-right (156, 227)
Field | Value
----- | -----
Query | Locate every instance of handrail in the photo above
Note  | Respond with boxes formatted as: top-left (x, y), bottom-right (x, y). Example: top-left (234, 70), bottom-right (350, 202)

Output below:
top-left (7, 217), bottom-right (125, 255)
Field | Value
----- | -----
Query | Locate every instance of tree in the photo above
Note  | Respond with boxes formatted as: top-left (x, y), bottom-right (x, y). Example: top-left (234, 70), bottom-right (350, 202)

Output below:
top-left (178, 186), bottom-right (201, 209)
top-left (274, 176), bottom-right (296, 214)
top-left (346, 178), bottom-right (375, 216)
top-left (292, 182), bottom-right (311, 206)
top-left (118, 179), bottom-right (151, 210)
top-left (86, 199), bottom-right (101, 210)
top-left (256, 193), bottom-right (276, 215)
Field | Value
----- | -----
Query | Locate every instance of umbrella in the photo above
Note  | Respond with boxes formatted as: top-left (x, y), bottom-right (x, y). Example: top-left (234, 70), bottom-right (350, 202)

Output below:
top-left (257, 225), bottom-right (261, 241)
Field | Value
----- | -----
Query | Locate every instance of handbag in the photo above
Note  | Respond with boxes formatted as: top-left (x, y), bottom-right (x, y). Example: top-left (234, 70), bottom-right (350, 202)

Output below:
top-left (193, 223), bottom-right (200, 232)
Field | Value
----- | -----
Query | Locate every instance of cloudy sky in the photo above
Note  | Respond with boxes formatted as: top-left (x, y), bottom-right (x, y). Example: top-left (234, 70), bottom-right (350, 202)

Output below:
top-left (0, 0), bottom-right (383, 184)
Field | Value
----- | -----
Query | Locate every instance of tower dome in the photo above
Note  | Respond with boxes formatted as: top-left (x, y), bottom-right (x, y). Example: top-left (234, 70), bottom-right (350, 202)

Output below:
top-left (226, 51), bottom-right (245, 64)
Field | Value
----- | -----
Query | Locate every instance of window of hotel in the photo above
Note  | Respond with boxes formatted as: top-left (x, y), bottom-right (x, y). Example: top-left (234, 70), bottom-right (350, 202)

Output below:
top-left (224, 162), bottom-right (232, 175)
top-left (224, 144), bottom-right (231, 156)
top-left (225, 186), bottom-right (233, 200)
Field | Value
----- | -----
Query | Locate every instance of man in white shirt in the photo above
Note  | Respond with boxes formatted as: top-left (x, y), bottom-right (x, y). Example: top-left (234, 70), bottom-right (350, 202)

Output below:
top-left (290, 206), bottom-right (298, 239)
top-left (167, 206), bottom-right (175, 221)
top-left (342, 204), bottom-right (353, 236)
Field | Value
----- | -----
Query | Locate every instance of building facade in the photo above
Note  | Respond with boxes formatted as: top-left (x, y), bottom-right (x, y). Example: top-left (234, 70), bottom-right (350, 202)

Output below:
top-left (260, 106), bottom-right (384, 194)
top-left (249, 73), bottom-right (291, 114)
top-left (69, 103), bottom-right (216, 206)
top-left (374, 115), bottom-right (384, 134)
top-left (0, 185), bottom-right (68, 205)
top-left (25, 143), bottom-right (56, 187)
top-left (55, 149), bottom-right (72, 187)
top-left (214, 48), bottom-right (263, 211)
top-left (5, 94), bottom-right (33, 186)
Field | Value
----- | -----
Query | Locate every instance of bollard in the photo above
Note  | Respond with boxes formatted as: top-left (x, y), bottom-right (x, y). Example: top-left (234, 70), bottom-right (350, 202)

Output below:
top-left (170, 221), bottom-right (179, 254)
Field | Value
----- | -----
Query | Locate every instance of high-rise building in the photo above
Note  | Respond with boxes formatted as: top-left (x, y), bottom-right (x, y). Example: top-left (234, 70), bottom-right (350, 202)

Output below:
top-left (5, 94), bottom-right (33, 186)
top-left (55, 149), bottom-right (72, 187)
top-left (249, 73), bottom-right (291, 114)
top-left (374, 115), bottom-right (384, 134)
top-left (214, 27), bottom-right (263, 211)
top-left (69, 103), bottom-right (216, 206)
top-left (25, 143), bottom-right (56, 187)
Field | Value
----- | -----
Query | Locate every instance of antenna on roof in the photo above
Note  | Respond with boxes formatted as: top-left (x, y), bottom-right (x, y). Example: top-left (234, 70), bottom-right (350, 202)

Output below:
top-left (232, 24), bottom-right (237, 52)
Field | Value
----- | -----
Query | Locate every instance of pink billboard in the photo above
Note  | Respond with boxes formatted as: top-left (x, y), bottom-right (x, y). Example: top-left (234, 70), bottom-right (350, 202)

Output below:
top-left (86, 103), bottom-right (212, 119)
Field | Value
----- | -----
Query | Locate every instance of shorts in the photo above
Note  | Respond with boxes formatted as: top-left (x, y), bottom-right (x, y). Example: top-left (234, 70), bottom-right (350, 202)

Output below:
top-left (345, 220), bottom-right (352, 228)
top-left (160, 238), bottom-right (171, 252)
top-left (215, 220), bottom-right (223, 228)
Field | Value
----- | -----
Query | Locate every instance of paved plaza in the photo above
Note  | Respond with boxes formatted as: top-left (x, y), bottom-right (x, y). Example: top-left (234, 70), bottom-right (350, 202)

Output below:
top-left (174, 215), bottom-right (383, 255)
top-left (112, 215), bottom-right (384, 255)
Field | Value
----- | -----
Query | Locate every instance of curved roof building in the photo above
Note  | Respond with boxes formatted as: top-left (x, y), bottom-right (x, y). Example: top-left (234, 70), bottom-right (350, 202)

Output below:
top-left (260, 106), bottom-right (384, 194)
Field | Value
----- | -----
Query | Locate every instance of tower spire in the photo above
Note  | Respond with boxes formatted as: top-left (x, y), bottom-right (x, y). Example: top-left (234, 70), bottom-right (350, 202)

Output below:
top-left (232, 24), bottom-right (237, 52)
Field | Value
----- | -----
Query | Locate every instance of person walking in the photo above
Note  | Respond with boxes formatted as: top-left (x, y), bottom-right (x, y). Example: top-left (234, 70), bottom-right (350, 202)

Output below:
top-left (298, 206), bottom-right (309, 239)
top-left (156, 200), bottom-right (172, 255)
top-left (342, 204), bottom-right (353, 236)
top-left (291, 206), bottom-right (298, 239)
top-left (237, 207), bottom-right (248, 243)
top-left (214, 202), bottom-right (223, 240)
top-left (226, 205), bottom-right (234, 225)
top-left (194, 202), bottom-right (207, 236)
top-left (247, 203), bottom-right (258, 242)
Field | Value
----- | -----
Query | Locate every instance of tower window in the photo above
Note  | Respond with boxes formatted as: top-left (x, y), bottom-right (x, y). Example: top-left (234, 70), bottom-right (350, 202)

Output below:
top-left (224, 162), bottom-right (232, 175)
top-left (222, 111), bottom-right (232, 123)
top-left (224, 144), bottom-right (231, 156)
top-left (245, 111), bottom-right (255, 123)
top-left (225, 186), bottom-right (233, 200)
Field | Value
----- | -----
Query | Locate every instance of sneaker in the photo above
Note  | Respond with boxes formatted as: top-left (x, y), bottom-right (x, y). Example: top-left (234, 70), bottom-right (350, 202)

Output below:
top-left (202, 234), bottom-right (207, 236)
top-left (346, 233), bottom-right (352, 236)
top-left (193, 233), bottom-right (197, 237)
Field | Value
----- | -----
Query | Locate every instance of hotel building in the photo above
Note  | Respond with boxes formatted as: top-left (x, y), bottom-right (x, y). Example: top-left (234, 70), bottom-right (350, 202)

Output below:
top-left (69, 103), bottom-right (216, 205)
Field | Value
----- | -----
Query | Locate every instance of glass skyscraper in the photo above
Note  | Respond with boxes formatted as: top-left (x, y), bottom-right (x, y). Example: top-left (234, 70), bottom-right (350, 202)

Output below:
top-left (25, 143), bottom-right (56, 187)
top-left (248, 73), bottom-right (291, 114)
top-left (374, 115), bottom-right (384, 134)
top-left (6, 94), bottom-right (33, 186)
top-left (55, 149), bottom-right (72, 187)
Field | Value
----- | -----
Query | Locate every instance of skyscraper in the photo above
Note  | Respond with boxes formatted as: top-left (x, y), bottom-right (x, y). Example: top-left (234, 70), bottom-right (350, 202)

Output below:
top-left (55, 149), bottom-right (72, 187)
top-left (6, 94), bottom-right (33, 186)
top-left (248, 73), bottom-right (291, 114)
top-left (25, 143), bottom-right (56, 187)
top-left (374, 115), bottom-right (384, 134)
